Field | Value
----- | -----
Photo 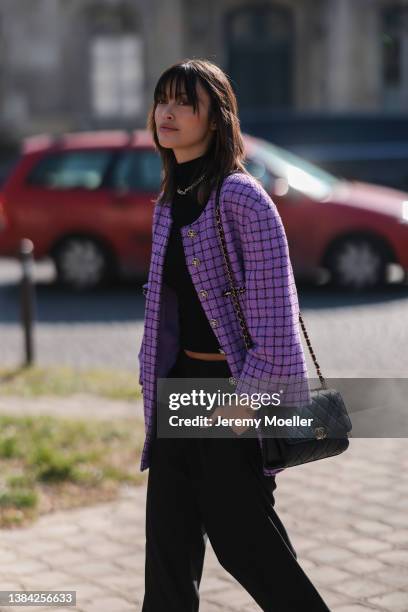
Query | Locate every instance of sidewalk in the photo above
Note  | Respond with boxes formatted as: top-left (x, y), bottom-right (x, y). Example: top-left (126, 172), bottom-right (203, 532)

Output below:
top-left (0, 394), bottom-right (144, 421)
top-left (0, 397), bottom-right (407, 611)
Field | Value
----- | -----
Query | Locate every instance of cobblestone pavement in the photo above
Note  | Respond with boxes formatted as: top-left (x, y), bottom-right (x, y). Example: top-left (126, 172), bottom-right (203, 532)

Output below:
top-left (1, 259), bottom-right (408, 376)
top-left (0, 394), bottom-right (407, 612)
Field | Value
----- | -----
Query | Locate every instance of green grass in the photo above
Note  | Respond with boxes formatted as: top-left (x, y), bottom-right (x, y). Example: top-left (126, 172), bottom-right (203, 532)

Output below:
top-left (0, 414), bottom-right (146, 528)
top-left (0, 366), bottom-right (142, 400)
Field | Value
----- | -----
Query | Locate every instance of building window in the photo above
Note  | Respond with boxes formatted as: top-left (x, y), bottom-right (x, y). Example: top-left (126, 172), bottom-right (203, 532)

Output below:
top-left (225, 5), bottom-right (294, 112)
top-left (381, 5), bottom-right (408, 110)
top-left (90, 34), bottom-right (143, 118)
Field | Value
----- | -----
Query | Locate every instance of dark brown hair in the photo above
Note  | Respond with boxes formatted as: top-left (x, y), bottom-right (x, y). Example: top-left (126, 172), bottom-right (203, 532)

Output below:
top-left (146, 58), bottom-right (251, 207)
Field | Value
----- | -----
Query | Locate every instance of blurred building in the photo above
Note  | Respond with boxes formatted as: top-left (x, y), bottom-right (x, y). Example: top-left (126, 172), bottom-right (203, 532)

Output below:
top-left (0, 0), bottom-right (407, 137)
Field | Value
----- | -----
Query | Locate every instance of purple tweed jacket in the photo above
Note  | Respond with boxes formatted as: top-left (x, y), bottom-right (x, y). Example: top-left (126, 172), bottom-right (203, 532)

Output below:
top-left (138, 171), bottom-right (310, 477)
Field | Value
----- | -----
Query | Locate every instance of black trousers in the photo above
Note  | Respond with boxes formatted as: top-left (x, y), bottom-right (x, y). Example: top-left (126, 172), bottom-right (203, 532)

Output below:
top-left (142, 350), bottom-right (330, 612)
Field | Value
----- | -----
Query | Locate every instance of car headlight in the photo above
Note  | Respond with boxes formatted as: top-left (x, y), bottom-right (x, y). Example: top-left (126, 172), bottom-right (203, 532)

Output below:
top-left (401, 201), bottom-right (408, 224)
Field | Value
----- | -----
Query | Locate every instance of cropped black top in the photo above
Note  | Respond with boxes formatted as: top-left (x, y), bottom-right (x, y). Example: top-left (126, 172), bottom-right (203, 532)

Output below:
top-left (162, 151), bottom-right (223, 353)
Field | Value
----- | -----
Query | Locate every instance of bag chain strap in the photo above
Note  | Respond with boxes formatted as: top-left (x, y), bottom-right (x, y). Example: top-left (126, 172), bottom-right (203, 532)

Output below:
top-left (214, 178), bottom-right (327, 390)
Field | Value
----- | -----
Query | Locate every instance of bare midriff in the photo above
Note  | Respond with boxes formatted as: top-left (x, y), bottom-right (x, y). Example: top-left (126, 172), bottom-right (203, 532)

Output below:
top-left (183, 349), bottom-right (227, 361)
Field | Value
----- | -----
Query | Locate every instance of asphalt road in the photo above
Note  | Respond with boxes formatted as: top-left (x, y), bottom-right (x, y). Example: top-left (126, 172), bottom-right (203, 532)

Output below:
top-left (1, 257), bottom-right (407, 380)
top-left (0, 258), bottom-right (146, 372)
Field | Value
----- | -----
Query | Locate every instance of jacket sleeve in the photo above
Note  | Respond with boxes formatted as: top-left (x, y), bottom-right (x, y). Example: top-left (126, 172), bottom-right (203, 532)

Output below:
top-left (233, 183), bottom-right (311, 408)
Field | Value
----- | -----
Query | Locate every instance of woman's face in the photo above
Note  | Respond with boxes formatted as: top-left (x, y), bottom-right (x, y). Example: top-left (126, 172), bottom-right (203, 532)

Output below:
top-left (154, 79), bottom-right (216, 163)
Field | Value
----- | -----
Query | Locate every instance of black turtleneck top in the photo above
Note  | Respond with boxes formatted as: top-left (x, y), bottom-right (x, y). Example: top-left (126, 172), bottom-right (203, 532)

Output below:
top-left (162, 151), bottom-right (223, 353)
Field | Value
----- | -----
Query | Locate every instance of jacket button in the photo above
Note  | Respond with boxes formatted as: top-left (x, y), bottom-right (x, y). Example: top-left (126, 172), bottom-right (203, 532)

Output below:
top-left (229, 376), bottom-right (237, 386)
top-left (187, 229), bottom-right (197, 238)
top-left (210, 319), bottom-right (218, 327)
top-left (199, 289), bottom-right (208, 299)
top-left (192, 257), bottom-right (200, 266)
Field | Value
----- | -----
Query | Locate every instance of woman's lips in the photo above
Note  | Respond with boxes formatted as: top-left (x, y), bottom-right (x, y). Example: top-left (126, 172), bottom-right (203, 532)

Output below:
top-left (160, 126), bottom-right (178, 132)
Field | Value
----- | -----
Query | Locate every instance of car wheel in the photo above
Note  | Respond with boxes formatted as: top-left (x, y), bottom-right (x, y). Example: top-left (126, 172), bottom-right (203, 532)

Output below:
top-left (53, 237), bottom-right (112, 290)
top-left (326, 237), bottom-right (388, 290)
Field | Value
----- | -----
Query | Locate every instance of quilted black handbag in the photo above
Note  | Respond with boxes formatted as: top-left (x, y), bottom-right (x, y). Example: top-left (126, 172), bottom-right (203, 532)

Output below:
top-left (214, 177), bottom-right (352, 470)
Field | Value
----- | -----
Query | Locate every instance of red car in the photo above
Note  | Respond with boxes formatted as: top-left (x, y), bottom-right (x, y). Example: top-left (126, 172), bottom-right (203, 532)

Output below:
top-left (1, 130), bottom-right (407, 290)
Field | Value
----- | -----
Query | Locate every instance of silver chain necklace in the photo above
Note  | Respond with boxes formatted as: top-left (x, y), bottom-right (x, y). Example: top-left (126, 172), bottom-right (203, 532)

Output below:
top-left (176, 173), bottom-right (206, 195)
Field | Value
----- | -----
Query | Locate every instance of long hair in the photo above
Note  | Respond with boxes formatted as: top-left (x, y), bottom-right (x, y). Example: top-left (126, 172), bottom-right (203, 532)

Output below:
top-left (146, 58), bottom-right (251, 207)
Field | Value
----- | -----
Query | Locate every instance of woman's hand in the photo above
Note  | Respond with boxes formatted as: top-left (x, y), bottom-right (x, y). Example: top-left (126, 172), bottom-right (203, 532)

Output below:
top-left (206, 401), bottom-right (254, 436)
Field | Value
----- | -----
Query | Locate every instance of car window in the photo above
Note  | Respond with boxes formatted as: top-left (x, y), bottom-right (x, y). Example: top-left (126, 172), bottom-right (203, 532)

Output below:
top-left (26, 150), bottom-right (114, 190)
top-left (252, 140), bottom-right (339, 200)
top-left (0, 155), bottom-right (21, 187)
top-left (111, 150), bottom-right (162, 192)
top-left (245, 157), bottom-right (275, 190)
top-left (258, 141), bottom-right (339, 187)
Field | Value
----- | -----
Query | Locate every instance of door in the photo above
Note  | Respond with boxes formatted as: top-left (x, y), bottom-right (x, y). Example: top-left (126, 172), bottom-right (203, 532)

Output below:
top-left (16, 149), bottom-right (117, 256)
top-left (106, 147), bottom-right (162, 273)
top-left (225, 5), bottom-right (295, 111)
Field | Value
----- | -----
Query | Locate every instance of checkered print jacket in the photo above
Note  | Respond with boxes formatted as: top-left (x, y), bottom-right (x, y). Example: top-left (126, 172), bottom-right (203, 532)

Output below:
top-left (138, 171), bottom-right (310, 476)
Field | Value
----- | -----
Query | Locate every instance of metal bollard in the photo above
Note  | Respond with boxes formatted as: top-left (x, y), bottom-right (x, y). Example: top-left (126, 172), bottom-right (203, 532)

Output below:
top-left (19, 238), bottom-right (36, 366)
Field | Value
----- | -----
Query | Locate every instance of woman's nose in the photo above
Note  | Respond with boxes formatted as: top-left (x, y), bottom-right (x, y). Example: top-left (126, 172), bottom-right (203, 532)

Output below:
top-left (163, 101), bottom-right (176, 116)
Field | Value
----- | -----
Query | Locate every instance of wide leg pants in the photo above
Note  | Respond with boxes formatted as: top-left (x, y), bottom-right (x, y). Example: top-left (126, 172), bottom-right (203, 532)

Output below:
top-left (142, 349), bottom-right (330, 612)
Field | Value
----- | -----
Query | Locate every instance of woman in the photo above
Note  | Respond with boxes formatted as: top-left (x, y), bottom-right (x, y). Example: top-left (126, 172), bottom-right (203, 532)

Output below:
top-left (139, 59), bottom-right (330, 611)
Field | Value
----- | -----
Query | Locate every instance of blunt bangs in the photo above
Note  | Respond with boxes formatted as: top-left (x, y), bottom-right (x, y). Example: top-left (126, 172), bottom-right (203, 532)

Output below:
top-left (154, 65), bottom-right (201, 114)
